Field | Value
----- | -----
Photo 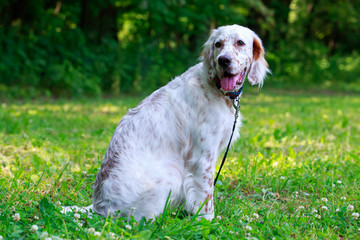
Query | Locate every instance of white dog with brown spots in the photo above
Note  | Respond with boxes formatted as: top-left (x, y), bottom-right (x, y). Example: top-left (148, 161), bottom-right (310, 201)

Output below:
top-left (92, 24), bottom-right (270, 221)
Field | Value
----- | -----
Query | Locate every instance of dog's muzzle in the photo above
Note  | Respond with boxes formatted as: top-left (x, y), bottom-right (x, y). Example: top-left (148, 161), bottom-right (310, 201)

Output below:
top-left (214, 68), bottom-right (248, 99)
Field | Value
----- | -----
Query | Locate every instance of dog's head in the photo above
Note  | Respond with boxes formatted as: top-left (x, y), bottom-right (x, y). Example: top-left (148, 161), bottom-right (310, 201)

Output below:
top-left (202, 25), bottom-right (270, 93)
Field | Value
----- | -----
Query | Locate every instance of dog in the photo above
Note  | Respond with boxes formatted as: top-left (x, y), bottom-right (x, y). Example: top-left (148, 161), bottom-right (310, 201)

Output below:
top-left (92, 24), bottom-right (270, 221)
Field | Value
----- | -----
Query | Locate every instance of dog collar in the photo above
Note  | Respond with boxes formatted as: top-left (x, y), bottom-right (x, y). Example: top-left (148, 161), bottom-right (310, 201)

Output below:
top-left (214, 77), bottom-right (245, 99)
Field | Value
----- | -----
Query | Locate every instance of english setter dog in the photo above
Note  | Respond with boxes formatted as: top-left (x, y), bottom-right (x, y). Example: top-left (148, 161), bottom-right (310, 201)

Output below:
top-left (93, 24), bottom-right (269, 221)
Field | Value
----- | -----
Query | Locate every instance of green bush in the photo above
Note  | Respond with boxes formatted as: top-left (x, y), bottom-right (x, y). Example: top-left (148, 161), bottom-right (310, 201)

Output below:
top-left (0, 27), bottom-right (120, 98)
top-left (0, 0), bottom-right (359, 98)
top-left (266, 39), bottom-right (360, 91)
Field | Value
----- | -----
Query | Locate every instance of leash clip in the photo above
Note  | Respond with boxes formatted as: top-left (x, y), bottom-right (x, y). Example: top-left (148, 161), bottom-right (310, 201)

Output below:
top-left (233, 97), bottom-right (240, 113)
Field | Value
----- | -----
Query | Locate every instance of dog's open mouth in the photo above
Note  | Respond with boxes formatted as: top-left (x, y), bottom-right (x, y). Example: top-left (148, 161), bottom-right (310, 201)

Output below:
top-left (220, 68), bottom-right (247, 91)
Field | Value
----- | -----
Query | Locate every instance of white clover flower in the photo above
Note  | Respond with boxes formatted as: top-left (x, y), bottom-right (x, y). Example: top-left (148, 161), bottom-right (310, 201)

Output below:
top-left (332, 184), bottom-right (335, 187)
top-left (74, 213), bottom-right (80, 220)
top-left (216, 215), bottom-right (222, 220)
top-left (34, 215), bottom-right (39, 220)
top-left (87, 213), bottom-right (93, 219)
top-left (229, 231), bottom-right (234, 234)
top-left (321, 198), bottom-right (328, 203)
top-left (11, 206), bottom-right (16, 212)
top-left (40, 231), bottom-right (49, 238)
top-left (336, 208), bottom-right (340, 212)
top-left (314, 214), bottom-right (321, 219)
top-left (245, 225), bottom-right (252, 231)
top-left (337, 180), bottom-right (342, 184)
top-left (311, 209), bottom-right (318, 214)
top-left (82, 171), bottom-right (87, 175)
top-left (125, 225), bottom-right (132, 230)
top-left (298, 206), bottom-right (305, 210)
top-left (109, 232), bottom-right (116, 239)
top-left (88, 228), bottom-right (95, 234)
top-left (31, 224), bottom-right (39, 233)
top-left (352, 212), bottom-right (359, 220)
top-left (55, 201), bottom-right (61, 206)
top-left (347, 204), bottom-right (354, 211)
top-left (321, 206), bottom-right (328, 211)
top-left (246, 233), bottom-right (251, 237)
top-left (253, 213), bottom-right (259, 219)
top-left (280, 176), bottom-right (286, 180)
top-left (340, 196), bottom-right (346, 201)
top-left (94, 231), bottom-right (101, 236)
top-left (44, 238), bottom-right (52, 240)
top-left (0, 235), bottom-right (3, 240)
top-left (78, 221), bottom-right (83, 227)
top-left (13, 213), bottom-right (20, 222)
top-left (294, 191), bottom-right (299, 199)
top-left (131, 206), bottom-right (136, 211)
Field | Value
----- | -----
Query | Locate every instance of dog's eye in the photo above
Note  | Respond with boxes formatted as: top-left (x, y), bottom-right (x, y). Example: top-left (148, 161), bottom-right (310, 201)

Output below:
top-left (237, 40), bottom-right (245, 46)
top-left (215, 41), bottom-right (222, 48)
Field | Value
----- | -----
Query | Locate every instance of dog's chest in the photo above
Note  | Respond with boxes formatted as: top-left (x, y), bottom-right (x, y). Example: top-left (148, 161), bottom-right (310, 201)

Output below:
top-left (193, 100), bottom-right (238, 150)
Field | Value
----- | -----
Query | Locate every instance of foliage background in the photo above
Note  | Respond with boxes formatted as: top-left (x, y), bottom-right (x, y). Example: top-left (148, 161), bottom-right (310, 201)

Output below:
top-left (0, 0), bottom-right (360, 98)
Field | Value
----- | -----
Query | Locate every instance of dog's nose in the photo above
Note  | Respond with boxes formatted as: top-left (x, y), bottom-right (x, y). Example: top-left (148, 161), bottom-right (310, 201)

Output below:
top-left (218, 56), bottom-right (232, 69)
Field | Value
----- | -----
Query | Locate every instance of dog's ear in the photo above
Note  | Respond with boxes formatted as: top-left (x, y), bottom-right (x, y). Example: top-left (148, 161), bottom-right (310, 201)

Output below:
top-left (248, 33), bottom-right (270, 87)
top-left (201, 29), bottom-right (217, 72)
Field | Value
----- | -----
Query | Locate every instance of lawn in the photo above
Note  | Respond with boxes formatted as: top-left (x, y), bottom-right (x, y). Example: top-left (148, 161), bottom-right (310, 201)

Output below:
top-left (0, 91), bottom-right (359, 239)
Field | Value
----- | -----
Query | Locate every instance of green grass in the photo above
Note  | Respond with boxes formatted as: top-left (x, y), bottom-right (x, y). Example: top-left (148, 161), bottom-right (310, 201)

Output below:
top-left (0, 92), bottom-right (359, 239)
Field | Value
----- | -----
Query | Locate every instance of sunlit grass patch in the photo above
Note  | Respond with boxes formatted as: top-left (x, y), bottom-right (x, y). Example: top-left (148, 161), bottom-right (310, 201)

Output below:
top-left (0, 93), bottom-right (359, 239)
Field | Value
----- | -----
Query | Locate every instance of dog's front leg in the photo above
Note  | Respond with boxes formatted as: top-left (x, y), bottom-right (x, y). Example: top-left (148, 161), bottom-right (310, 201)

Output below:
top-left (184, 158), bottom-right (216, 220)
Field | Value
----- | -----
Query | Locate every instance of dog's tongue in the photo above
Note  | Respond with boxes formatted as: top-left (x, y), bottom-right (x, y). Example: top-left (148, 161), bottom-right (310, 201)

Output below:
top-left (220, 74), bottom-right (239, 91)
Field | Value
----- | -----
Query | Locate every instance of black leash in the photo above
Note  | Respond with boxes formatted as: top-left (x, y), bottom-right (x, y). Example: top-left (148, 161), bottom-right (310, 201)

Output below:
top-left (214, 97), bottom-right (241, 186)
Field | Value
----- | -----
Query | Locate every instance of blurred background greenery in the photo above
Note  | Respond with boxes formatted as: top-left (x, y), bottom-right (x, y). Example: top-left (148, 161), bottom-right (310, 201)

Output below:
top-left (0, 0), bottom-right (359, 98)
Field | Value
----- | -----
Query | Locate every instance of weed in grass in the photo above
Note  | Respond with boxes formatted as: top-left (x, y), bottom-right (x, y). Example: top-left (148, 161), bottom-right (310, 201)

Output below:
top-left (0, 93), bottom-right (359, 239)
